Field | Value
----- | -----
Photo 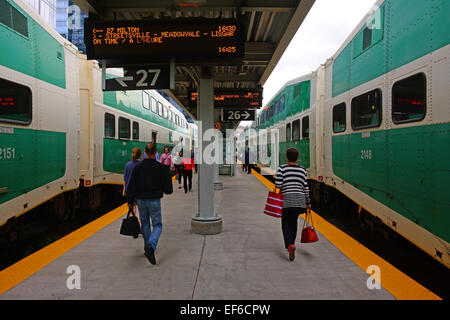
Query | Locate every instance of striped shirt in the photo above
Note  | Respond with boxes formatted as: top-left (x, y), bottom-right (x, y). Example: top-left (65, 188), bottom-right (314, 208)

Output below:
top-left (275, 164), bottom-right (310, 208)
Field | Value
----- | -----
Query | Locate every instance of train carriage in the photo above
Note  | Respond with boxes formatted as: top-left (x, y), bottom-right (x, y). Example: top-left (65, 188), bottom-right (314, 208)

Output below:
top-left (0, 0), bottom-right (81, 225)
top-left (322, 0), bottom-right (450, 267)
top-left (0, 0), bottom-right (194, 234)
top-left (250, 0), bottom-right (450, 268)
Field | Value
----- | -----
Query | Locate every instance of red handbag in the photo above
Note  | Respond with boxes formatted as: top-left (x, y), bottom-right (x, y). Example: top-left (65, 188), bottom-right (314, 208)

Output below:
top-left (264, 189), bottom-right (284, 218)
top-left (301, 208), bottom-right (319, 243)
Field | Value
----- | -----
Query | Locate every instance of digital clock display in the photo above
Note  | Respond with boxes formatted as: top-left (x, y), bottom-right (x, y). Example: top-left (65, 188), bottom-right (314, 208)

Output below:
top-left (84, 18), bottom-right (244, 64)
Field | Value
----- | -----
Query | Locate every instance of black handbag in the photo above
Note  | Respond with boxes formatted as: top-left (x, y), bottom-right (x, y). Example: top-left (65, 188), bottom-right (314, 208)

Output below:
top-left (120, 208), bottom-right (140, 239)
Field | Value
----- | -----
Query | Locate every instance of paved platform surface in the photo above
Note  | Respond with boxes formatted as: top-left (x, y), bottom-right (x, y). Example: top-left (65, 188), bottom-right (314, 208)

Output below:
top-left (0, 169), bottom-right (394, 300)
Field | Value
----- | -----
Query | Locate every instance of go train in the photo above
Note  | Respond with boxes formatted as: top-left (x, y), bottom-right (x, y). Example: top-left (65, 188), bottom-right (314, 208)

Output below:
top-left (242, 0), bottom-right (450, 268)
top-left (0, 0), bottom-right (195, 236)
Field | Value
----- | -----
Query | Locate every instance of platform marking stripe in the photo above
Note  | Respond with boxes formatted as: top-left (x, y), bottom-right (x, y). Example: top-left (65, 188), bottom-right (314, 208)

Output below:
top-left (251, 169), bottom-right (442, 300)
top-left (0, 204), bottom-right (128, 295)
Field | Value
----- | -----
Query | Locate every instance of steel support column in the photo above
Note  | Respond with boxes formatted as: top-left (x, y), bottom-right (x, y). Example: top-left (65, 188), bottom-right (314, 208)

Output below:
top-left (191, 67), bottom-right (222, 235)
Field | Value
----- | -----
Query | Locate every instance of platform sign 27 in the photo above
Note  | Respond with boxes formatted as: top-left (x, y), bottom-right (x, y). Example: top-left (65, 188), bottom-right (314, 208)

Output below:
top-left (104, 65), bottom-right (170, 91)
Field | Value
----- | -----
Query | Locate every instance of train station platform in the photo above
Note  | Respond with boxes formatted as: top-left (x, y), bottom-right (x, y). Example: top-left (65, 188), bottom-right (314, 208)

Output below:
top-left (0, 169), bottom-right (441, 300)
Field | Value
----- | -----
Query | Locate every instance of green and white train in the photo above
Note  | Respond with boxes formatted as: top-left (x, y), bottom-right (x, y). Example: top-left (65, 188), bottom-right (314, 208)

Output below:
top-left (251, 0), bottom-right (450, 268)
top-left (0, 0), bottom-right (193, 233)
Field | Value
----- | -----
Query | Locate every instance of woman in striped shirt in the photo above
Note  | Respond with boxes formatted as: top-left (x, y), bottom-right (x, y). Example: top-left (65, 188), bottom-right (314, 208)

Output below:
top-left (275, 148), bottom-right (311, 261)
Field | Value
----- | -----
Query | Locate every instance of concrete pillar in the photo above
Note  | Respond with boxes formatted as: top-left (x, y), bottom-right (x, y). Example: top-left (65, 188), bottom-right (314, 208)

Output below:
top-left (191, 67), bottom-right (222, 235)
top-left (214, 163), bottom-right (223, 190)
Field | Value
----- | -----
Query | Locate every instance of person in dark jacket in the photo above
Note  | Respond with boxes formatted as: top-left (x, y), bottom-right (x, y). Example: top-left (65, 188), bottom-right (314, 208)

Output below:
top-left (126, 143), bottom-right (173, 265)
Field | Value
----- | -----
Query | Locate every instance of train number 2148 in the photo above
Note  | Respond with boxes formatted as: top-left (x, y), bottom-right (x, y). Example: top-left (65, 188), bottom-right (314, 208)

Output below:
top-left (361, 149), bottom-right (373, 160)
top-left (0, 147), bottom-right (16, 160)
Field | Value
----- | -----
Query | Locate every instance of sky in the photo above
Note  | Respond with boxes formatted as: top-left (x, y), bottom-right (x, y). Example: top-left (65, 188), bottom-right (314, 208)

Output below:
top-left (240, 0), bottom-right (377, 126)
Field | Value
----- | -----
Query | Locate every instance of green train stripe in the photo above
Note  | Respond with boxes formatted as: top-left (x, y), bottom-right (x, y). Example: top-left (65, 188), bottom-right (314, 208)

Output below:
top-left (279, 140), bottom-right (310, 169)
top-left (0, 0), bottom-right (66, 88)
top-left (332, 0), bottom-right (450, 97)
top-left (103, 138), bottom-right (176, 174)
top-left (0, 128), bottom-right (66, 205)
top-left (257, 80), bottom-right (311, 130)
top-left (103, 79), bottom-right (188, 135)
top-left (332, 123), bottom-right (450, 243)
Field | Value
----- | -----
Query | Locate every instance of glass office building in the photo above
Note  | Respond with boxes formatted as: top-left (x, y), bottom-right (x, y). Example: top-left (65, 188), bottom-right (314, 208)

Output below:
top-left (24, 0), bottom-right (56, 29)
top-left (56, 0), bottom-right (87, 53)
top-left (24, 0), bottom-right (87, 53)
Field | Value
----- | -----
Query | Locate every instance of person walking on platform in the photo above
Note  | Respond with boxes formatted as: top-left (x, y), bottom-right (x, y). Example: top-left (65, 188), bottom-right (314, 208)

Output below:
top-left (123, 147), bottom-right (142, 197)
top-left (275, 148), bottom-right (311, 261)
top-left (244, 147), bottom-right (250, 173)
top-left (160, 145), bottom-right (175, 176)
top-left (173, 149), bottom-right (183, 189)
top-left (123, 147), bottom-right (142, 228)
top-left (126, 143), bottom-right (173, 265)
top-left (181, 152), bottom-right (196, 193)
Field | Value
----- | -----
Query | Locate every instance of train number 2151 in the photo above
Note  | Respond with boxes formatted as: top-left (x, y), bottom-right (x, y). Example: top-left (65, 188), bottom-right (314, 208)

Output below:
top-left (0, 147), bottom-right (16, 160)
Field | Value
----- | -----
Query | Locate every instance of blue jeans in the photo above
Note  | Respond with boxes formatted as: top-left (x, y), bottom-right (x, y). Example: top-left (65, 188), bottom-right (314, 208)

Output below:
top-left (137, 199), bottom-right (162, 251)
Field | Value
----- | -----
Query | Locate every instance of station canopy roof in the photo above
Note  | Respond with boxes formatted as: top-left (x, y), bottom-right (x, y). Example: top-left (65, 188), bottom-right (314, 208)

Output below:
top-left (73, 0), bottom-right (316, 120)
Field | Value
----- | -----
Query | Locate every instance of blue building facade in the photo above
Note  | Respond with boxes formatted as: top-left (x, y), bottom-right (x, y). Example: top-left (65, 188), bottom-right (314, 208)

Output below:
top-left (55, 0), bottom-right (86, 53)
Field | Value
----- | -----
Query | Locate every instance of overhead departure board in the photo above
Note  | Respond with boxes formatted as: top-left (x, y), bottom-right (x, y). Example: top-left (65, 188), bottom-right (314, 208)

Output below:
top-left (84, 18), bottom-right (244, 63)
top-left (188, 89), bottom-right (262, 109)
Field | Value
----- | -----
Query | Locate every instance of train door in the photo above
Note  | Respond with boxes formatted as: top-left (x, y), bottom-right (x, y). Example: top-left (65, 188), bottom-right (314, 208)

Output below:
top-left (272, 129), bottom-right (279, 172)
top-left (152, 131), bottom-right (157, 144)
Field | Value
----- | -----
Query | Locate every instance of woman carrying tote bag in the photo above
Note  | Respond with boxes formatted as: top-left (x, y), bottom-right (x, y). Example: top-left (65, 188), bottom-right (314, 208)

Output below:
top-left (275, 148), bottom-right (311, 261)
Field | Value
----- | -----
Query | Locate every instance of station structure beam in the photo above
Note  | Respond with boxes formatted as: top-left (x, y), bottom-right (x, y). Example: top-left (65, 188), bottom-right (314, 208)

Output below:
top-left (74, 0), bottom-right (316, 235)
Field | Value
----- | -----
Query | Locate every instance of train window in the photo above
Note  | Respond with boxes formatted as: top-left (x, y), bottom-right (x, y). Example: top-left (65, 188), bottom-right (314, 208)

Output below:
top-left (0, 0), bottom-right (28, 38)
top-left (163, 106), bottom-right (168, 119)
top-left (274, 100), bottom-right (280, 114)
top-left (280, 95), bottom-right (285, 112)
top-left (302, 116), bottom-right (310, 139)
top-left (132, 121), bottom-right (139, 140)
top-left (175, 115), bottom-right (179, 126)
top-left (351, 89), bottom-right (382, 130)
top-left (294, 85), bottom-right (301, 98)
top-left (157, 102), bottom-right (163, 116)
top-left (392, 73), bottom-right (426, 124)
top-left (0, 78), bottom-right (32, 125)
top-left (150, 97), bottom-right (157, 113)
top-left (333, 103), bottom-right (346, 133)
top-left (142, 92), bottom-right (150, 110)
top-left (286, 123), bottom-right (291, 142)
top-left (362, 27), bottom-right (372, 50)
top-left (104, 113), bottom-right (115, 138)
top-left (118, 117), bottom-right (130, 140)
top-left (292, 119), bottom-right (300, 141)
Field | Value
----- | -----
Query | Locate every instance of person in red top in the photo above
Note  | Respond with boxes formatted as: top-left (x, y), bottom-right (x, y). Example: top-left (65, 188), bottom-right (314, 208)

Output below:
top-left (181, 152), bottom-right (196, 193)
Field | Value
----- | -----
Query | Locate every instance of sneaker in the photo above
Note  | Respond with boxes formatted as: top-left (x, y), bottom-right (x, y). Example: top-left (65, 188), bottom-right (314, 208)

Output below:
top-left (144, 245), bottom-right (156, 265)
top-left (288, 244), bottom-right (296, 261)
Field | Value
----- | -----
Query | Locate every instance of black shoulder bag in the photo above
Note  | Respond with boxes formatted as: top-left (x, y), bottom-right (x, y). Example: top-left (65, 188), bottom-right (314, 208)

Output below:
top-left (120, 208), bottom-right (140, 239)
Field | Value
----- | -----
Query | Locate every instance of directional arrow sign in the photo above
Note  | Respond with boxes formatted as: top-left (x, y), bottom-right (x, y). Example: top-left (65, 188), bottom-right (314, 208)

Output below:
top-left (104, 65), bottom-right (170, 91)
top-left (222, 109), bottom-right (256, 122)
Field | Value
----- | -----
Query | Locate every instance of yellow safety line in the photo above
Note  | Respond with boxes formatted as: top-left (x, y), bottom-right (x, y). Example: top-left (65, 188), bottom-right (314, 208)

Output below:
top-left (0, 204), bottom-right (128, 295)
top-left (251, 169), bottom-right (442, 300)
